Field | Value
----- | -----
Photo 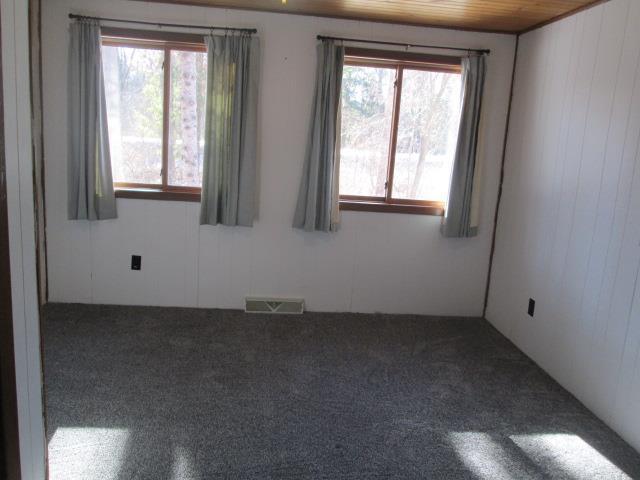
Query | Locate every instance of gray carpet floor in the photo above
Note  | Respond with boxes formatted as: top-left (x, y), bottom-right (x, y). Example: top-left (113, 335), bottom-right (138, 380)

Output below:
top-left (42, 303), bottom-right (640, 480)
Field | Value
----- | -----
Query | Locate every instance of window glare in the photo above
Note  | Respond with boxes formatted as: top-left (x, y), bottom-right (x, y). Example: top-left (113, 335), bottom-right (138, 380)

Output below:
top-left (168, 50), bottom-right (207, 188)
top-left (103, 45), bottom-right (164, 185)
top-left (338, 57), bottom-right (462, 205)
top-left (339, 64), bottom-right (395, 197)
top-left (392, 69), bottom-right (462, 202)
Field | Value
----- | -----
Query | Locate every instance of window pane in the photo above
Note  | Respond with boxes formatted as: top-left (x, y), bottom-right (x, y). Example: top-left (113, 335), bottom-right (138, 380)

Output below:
top-left (392, 69), bottom-right (462, 202)
top-left (103, 45), bottom-right (164, 185)
top-left (339, 64), bottom-right (395, 197)
top-left (168, 50), bottom-right (207, 188)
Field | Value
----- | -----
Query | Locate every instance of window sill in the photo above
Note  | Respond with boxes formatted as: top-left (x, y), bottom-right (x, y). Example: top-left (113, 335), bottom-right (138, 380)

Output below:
top-left (339, 200), bottom-right (444, 216)
top-left (115, 188), bottom-right (201, 203)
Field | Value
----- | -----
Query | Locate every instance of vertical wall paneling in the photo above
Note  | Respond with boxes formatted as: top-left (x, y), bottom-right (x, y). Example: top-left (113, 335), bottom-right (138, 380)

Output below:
top-left (42, 0), bottom-right (516, 316)
top-left (487, 0), bottom-right (640, 452)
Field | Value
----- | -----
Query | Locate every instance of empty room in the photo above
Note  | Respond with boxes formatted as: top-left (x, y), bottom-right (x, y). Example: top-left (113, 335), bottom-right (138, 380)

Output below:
top-left (2, 0), bottom-right (640, 478)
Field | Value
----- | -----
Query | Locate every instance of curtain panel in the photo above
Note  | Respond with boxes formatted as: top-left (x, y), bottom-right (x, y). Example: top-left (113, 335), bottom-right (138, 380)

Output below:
top-left (293, 40), bottom-right (344, 232)
top-left (200, 34), bottom-right (260, 227)
top-left (67, 19), bottom-right (117, 220)
top-left (441, 54), bottom-right (487, 238)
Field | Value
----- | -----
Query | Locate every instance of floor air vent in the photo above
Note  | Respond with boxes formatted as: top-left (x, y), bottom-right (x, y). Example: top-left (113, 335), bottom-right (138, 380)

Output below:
top-left (245, 297), bottom-right (305, 314)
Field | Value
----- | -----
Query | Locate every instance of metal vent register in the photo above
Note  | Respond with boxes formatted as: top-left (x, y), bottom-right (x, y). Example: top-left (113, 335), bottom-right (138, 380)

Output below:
top-left (245, 297), bottom-right (305, 314)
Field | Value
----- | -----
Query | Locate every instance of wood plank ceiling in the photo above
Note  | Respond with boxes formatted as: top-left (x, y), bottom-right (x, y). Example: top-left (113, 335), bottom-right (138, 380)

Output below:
top-left (140, 0), bottom-right (605, 33)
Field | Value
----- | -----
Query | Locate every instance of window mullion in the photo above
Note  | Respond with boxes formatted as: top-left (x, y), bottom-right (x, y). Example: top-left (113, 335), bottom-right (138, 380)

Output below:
top-left (161, 46), bottom-right (171, 190)
top-left (385, 65), bottom-right (403, 204)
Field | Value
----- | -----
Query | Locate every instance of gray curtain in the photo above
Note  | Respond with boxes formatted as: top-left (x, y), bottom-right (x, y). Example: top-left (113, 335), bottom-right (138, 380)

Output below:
top-left (293, 40), bottom-right (344, 232)
top-left (441, 54), bottom-right (487, 238)
top-left (200, 34), bottom-right (259, 226)
top-left (68, 19), bottom-right (117, 220)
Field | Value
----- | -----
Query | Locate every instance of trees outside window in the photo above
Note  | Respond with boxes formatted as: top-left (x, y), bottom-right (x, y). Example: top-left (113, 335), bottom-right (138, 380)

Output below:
top-left (339, 49), bottom-right (462, 215)
top-left (102, 30), bottom-right (207, 200)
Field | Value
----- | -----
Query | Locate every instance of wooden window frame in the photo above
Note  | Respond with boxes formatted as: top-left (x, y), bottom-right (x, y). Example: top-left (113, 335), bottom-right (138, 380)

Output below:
top-left (101, 28), bottom-right (206, 202)
top-left (339, 47), bottom-right (462, 216)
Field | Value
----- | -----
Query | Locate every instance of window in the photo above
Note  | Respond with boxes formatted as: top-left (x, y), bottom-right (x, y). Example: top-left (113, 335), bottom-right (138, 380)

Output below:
top-left (339, 48), bottom-right (463, 215)
top-left (101, 28), bottom-right (208, 201)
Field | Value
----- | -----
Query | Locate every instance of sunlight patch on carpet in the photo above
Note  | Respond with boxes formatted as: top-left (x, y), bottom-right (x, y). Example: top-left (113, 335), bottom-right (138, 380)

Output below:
top-left (449, 432), bottom-right (525, 479)
top-left (510, 433), bottom-right (631, 480)
top-left (48, 427), bottom-right (130, 480)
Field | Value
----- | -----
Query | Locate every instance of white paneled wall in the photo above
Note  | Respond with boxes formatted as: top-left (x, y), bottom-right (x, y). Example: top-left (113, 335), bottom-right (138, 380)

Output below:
top-left (487, 0), bottom-right (640, 452)
top-left (43, 0), bottom-right (516, 315)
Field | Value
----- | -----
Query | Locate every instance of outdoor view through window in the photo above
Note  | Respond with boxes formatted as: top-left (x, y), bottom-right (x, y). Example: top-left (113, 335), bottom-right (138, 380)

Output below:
top-left (340, 52), bottom-right (462, 212)
top-left (102, 36), bottom-right (207, 192)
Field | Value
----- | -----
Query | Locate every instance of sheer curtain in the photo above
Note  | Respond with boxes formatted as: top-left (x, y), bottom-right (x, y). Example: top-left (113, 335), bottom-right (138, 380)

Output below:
top-left (67, 19), bottom-right (117, 220)
top-left (293, 39), bottom-right (344, 232)
top-left (200, 33), bottom-right (260, 227)
top-left (441, 54), bottom-right (487, 238)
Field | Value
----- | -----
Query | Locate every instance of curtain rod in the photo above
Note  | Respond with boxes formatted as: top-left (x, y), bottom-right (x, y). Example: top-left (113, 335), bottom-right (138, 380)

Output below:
top-left (68, 14), bottom-right (257, 34)
top-left (316, 35), bottom-right (489, 55)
